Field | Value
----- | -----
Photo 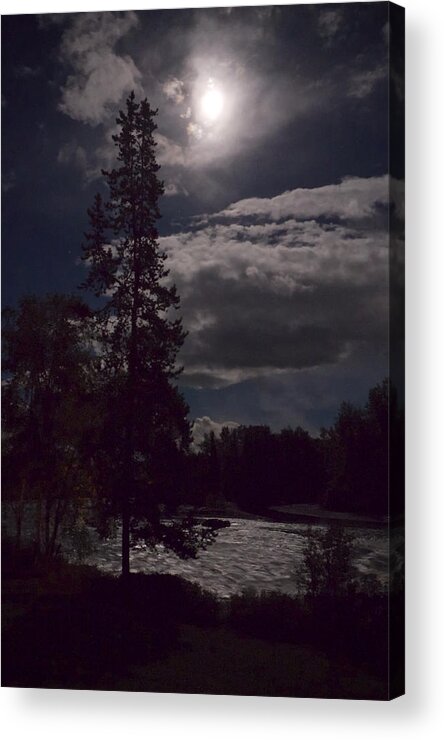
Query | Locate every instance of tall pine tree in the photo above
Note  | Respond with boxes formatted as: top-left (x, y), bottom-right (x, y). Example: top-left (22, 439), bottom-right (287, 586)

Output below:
top-left (82, 93), bottom-right (215, 578)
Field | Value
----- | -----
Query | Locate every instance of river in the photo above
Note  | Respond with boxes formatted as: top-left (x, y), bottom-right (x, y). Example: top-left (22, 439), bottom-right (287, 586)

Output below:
top-left (83, 517), bottom-right (397, 598)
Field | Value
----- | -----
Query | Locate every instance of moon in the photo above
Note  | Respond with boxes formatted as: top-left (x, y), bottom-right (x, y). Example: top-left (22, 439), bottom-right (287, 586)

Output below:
top-left (200, 86), bottom-right (224, 122)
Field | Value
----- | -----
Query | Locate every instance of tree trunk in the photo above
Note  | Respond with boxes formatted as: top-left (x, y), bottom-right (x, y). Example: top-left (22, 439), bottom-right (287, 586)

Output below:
top-left (121, 492), bottom-right (131, 579)
top-left (44, 496), bottom-right (52, 555)
top-left (49, 497), bottom-right (67, 557)
top-left (13, 478), bottom-right (26, 550)
top-left (35, 493), bottom-right (42, 553)
top-left (15, 509), bottom-right (22, 551)
top-left (120, 221), bottom-right (141, 582)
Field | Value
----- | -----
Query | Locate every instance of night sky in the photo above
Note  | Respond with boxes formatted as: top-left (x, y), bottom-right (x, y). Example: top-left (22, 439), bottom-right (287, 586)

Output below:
top-left (2, 3), bottom-right (400, 434)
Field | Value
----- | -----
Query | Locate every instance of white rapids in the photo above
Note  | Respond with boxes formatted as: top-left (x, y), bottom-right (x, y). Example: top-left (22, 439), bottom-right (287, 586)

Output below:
top-left (85, 518), bottom-right (397, 598)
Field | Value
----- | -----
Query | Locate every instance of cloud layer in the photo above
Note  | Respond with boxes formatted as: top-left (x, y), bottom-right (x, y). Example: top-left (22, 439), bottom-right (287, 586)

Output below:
top-left (162, 175), bottom-right (393, 388)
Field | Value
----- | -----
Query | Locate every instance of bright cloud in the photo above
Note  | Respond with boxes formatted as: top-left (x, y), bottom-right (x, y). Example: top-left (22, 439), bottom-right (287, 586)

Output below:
top-left (191, 416), bottom-right (240, 448)
top-left (201, 175), bottom-right (390, 223)
top-left (59, 12), bottom-right (141, 125)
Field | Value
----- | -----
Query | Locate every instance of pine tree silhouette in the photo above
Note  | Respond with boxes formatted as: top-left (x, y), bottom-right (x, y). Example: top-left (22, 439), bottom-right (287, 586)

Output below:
top-left (82, 93), bottom-right (213, 578)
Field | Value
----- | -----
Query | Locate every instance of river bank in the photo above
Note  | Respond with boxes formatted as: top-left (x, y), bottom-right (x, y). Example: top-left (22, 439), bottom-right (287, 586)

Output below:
top-left (266, 504), bottom-right (390, 528)
top-left (189, 502), bottom-right (390, 528)
top-left (2, 552), bottom-right (392, 698)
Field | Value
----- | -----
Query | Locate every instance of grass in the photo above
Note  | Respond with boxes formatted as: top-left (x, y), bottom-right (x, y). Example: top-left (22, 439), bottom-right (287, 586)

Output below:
top-left (1, 543), bottom-right (393, 699)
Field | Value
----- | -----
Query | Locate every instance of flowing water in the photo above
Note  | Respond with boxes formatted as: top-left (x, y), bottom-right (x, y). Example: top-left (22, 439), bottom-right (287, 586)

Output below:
top-left (84, 517), bottom-right (397, 598)
top-left (3, 503), bottom-right (400, 598)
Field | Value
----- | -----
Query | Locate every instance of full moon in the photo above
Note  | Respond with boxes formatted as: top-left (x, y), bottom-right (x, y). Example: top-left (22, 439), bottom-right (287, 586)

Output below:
top-left (201, 87), bottom-right (224, 121)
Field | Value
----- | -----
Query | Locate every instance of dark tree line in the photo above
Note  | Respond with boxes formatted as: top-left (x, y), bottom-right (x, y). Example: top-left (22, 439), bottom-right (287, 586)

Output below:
top-left (321, 378), bottom-right (404, 516)
top-left (190, 378), bottom-right (403, 518)
top-left (189, 424), bottom-right (324, 513)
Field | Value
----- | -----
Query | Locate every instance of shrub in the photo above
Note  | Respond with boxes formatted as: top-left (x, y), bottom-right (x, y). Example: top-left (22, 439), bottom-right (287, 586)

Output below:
top-left (118, 572), bottom-right (222, 627)
top-left (229, 589), bottom-right (305, 643)
top-left (295, 525), bottom-right (356, 599)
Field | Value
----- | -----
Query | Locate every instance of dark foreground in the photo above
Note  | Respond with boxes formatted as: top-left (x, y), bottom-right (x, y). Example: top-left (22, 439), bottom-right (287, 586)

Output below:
top-left (2, 547), bottom-right (401, 700)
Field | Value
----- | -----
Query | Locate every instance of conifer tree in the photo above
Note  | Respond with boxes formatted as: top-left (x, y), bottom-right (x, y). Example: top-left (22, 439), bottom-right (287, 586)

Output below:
top-left (82, 93), bottom-right (215, 577)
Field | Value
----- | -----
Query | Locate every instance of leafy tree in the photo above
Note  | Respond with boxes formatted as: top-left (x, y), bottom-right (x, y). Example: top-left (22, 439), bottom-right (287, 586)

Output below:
top-left (274, 426), bottom-right (324, 505)
top-left (321, 401), bottom-right (366, 512)
top-left (235, 425), bottom-right (275, 512)
top-left (296, 525), bottom-right (356, 599)
top-left (81, 92), bottom-right (217, 576)
top-left (2, 294), bottom-right (94, 554)
top-left (321, 379), bottom-right (398, 516)
top-left (198, 431), bottom-right (221, 506)
top-left (219, 425), bottom-right (240, 503)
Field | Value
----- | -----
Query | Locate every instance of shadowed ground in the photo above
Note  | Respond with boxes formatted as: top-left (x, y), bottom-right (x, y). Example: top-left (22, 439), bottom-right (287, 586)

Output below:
top-left (2, 551), bottom-right (392, 699)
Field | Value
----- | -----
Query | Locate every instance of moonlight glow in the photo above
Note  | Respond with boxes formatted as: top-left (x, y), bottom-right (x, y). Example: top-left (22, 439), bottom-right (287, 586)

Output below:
top-left (200, 86), bottom-right (224, 121)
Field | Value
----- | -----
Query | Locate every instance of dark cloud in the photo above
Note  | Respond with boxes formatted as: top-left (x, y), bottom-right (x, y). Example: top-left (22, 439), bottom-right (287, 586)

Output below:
top-left (2, 170), bottom-right (16, 194)
top-left (14, 64), bottom-right (42, 78)
top-left (183, 350), bottom-right (387, 434)
top-left (348, 65), bottom-right (387, 99)
top-left (57, 140), bottom-right (88, 171)
top-left (317, 8), bottom-right (344, 43)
